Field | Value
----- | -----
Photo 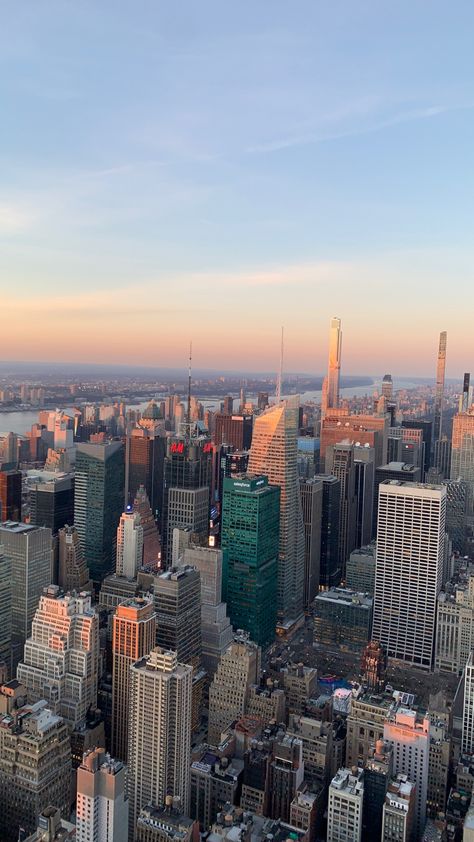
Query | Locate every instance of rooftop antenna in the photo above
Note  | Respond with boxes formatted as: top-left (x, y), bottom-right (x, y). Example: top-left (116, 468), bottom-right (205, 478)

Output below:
top-left (187, 340), bottom-right (192, 434)
top-left (276, 326), bottom-right (284, 402)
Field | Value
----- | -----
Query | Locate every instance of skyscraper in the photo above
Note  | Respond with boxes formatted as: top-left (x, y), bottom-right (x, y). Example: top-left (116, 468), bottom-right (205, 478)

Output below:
top-left (154, 566), bottom-right (202, 668)
top-left (214, 414), bottom-right (253, 450)
top-left (326, 316), bottom-right (342, 413)
top-left (127, 648), bottom-right (192, 835)
top-left (299, 477), bottom-right (323, 608)
top-left (325, 442), bottom-right (357, 576)
top-left (116, 510), bottom-right (144, 578)
top-left (0, 521), bottom-right (53, 671)
top-left (384, 707), bottom-right (430, 837)
top-left (162, 435), bottom-right (212, 564)
top-left (327, 768), bottom-right (364, 842)
top-left (208, 638), bottom-right (260, 746)
top-left (132, 485), bottom-right (161, 571)
top-left (74, 441), bottom-right (125, 581)
top-left (76, 747), bottom-right (129, 842)
top-left (433, 331), bottom-right (447, 444)
top-left (451, 409), bottom-right (474, 507)
top-left (111, 598), bottom-right (156, 763)
top-left (0, 469), bottom-right (21, 522)
top-left (125, 426), bottom-right (165, 525)
top-left (315, 474), bottom-right (341, 589)
top-left (372, 481), bottom-right (446, 668)
top-left (248, 397), bottom-right (304, 624)
top-left (381, 374), bottom-right (393, 401)
top-left (29, 471), bottom-right (75, 534)
top-left (0, 547), bottom-right (11, 667)
top-left (58, 524), bottom-right (93, 593)
top-left (354, 444), bottom-right (375, 547)
top-left (17, 586), bottom-right (99, 729)
top-left (221, 475), bottom-right (279, 647)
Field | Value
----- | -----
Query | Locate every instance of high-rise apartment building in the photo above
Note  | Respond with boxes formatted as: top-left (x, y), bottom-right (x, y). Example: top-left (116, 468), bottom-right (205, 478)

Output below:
top-left (154, 566), bottom-right (202, 668)
top-left (29, 471), bottom-right (75, 534)
top-left (17, 586), bottom-right (99, 729)
top-left (325, 317), bottom-right (342, 413)
top-left (384, 707), bottom-right (430, 837)
top-left (0, 701), bottom-right (71, 842)
top-left (58, 524), bottom-right (93, 593)
top-left (127, 648), bottom-right (192, 835)
top-left (111, 598), bottom-right (156, 763)
top-left (433, 331), bottom-right (447, 444)
top-left (327, 767), bottom-right (364, 842)
top-left (116, 510), bottom-right (144, 578)
top-left (325, 442), bottom-right (357, 576)
top-left (74, 442), bottom-right (125, 581)
top-left (162, 436), bottom-right (212, 564)
top-left (299, 477), bottom-right (322, 608)
top-left (248, 398), bottom-right (304, 624)
top-left (0, 468), bottom-right (21, 521)
top-left (76, 747), bottom-right (128, 842)
top-left (221, 475), bottom-right (279, 646)
top-left (0, 521), bottom-right (52, 670)
top-left (373, 481), bottom-right (446, 668)
top-left (208, 638), bottom-right (260, 745)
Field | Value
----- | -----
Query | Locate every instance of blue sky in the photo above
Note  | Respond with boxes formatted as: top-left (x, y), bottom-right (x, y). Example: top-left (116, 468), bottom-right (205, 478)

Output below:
top-left (1, 1), bottom-right (473, 374)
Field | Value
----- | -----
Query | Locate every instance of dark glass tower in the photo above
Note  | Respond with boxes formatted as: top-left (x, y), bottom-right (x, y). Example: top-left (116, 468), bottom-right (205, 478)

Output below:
top-left (221, 475), bottom-right (280, 647)
top-left (314, 474), bottom-right (341, 589)
top-left (0, 469), bottom-right (22, 522)
top-left (162, 435), bottom-right (212, 564)
top-left (29, 473), bottom-right (74, 533)
top-left (74, 441), bottom-right (125, 581)
top-left (125, 427), bottom-right (165, 526)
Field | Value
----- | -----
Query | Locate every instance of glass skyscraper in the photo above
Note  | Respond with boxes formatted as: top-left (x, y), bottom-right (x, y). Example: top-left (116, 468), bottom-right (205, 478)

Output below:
top-left (221, 475), bottom-right (279, 647)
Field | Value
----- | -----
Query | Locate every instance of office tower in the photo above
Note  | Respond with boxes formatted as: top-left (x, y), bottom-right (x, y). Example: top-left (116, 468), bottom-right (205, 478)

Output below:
top-left (451, 409), bottom-right (474, 504)
top-left (314, 474), bottom-right (341, 588)
top-left (154, 566), bottom-right (202, 668)
top-left (127, 648), bottom-right (192, 835)
top-left (76, 747), bottom-right (128, 842)
top-left (327, 768), bottom-right (364, 842)
top-left (402, 419), bottom-right (433, 474)
top-left (0, 431), bottom-right (18, 465)
top-left (75, 441), bottom-right (125, 581)
top-left (17, 586), bottom-right (98, 728)
top-left (363, 741), bottom-right (393, 840)
top-left (299, 477), bottom-right (322, 608)
top-left (222, 395), bottom-right (233, 414)
top-left (208, 639), bottom-right (260, 746)
top-left (313, 588), bottom-right (373, 651)
top-left (436, 572), bottom-right (474, 673)
top-left (125, 426), bottom-right (165, 524)
top-left (23, 806), bottom-right (76, 841)
top-left (111, 598), bottom-right (156, 763)
top-left (320, 412), bottom-right (387, 471)
top-left (381, 775), bottom-right (415, 842)
top-left (460, 373), bottom-right (472, 413)
top-left (116, 510), bottom-right (144, 578)
top-left (384, 707), bottom-right (430, 837)
top-left (248, 397), bottom-right (305, 624)
top-left (136, 802), bottom-right (199, 842)
top-left (325, 442), bottom-right (357, 575)
top-left (58, 524), bottom-right (93, 593)
top-left (0, 701), bottom-right (70, 842)
top-left (132, 485), bottom-right (161, 571)
top-left (179, 543), bottom-right (233, 679)
top-left (0, 521), bottom-right (52, 671)
top-left (0, 468), bottom-right (21, 521)
top-left (346, 544), bottom-right (376, 594)
top-left (282, 662), bottom-right (318, 716)
top-left (354, 445), bottom-right (375, 546)
top-left (443, 478), bottom-right (468, 553)
top-left (381, 374), bottom-right (393, 401)
top-left (433, 331), bottom-right (447, 444)
top-left (373, 462), bottom-right (421, 534)
top-left (325, 316), bottom-right (342, 413)
top-left (0, 547), bottom-right (10, 667)
top-left (221, 475), bottom-right (279, 646)
top-left (373, 481), bottom-right (446, 668)
top-left (247, 682), bottom-right (286, 723)
top-left (258, 392), bottom-right (269, 411)
top-left (434, 435), bottom-right (452, 479)
top-left (214, 414), bottom-right (253, 450)
top-left (462, 651), bottom-right (474, 754)
top-left (268, 734), bottom-right (304, 823)
top-left (162, 435), bottom-right (212, 564)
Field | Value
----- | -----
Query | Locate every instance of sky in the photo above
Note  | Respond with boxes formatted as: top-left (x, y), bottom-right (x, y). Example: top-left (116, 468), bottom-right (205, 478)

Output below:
top-left (1, 1), bottom-right (473, 376)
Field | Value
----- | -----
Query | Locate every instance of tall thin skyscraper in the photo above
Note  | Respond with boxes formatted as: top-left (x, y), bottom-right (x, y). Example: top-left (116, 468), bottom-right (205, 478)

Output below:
top-left (373, 481), bottom-right (446, 668)
top-left (116, 510), bottom-right (143, 578)
top-left (248, 397), bottom-right (305, 624)
top-left (433, 331), bottom-right (447, 444)
top-left (326, 316), bottom-right (342, 411)
top-left (111, 598), bottom-right (156, 763)
top-left (127, 647), bottom-right (192, 836)
top-left (76, 747), bottom-right (129, 842)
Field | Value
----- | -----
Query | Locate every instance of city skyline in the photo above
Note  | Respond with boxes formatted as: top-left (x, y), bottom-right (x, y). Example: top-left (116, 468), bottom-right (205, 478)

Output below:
top-left (2, 2), bottom-right (473, 374)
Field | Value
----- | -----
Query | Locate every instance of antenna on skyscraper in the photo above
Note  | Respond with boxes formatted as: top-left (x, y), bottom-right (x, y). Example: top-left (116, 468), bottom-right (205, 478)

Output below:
top-left (276, 326), bottom-right (284, 402)
top-left (187, 341), bottom-right (192, 432)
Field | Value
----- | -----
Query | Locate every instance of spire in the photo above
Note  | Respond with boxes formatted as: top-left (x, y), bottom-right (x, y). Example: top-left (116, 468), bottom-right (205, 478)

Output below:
top-left (276, 326), bottom-right (284, 402)
top-left (187, 340), bottom-right (192, 435)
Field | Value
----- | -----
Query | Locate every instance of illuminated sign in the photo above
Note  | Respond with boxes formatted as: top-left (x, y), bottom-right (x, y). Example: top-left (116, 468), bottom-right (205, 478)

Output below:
top-left (203, 442), bottom-right (212, 453)
top-left (171, 442), bottom-right (185, 454)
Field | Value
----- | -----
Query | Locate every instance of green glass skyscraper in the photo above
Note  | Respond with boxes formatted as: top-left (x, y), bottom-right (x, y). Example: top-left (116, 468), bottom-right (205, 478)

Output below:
top-left (221, 475), bottom-right (280, 647)
top-left (74, 441), bottom-right (125, 582)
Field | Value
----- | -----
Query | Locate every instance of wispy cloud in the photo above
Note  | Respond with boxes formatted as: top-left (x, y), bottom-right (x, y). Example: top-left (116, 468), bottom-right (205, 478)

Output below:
top-left (0, 203), bottom-right (34, 233)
